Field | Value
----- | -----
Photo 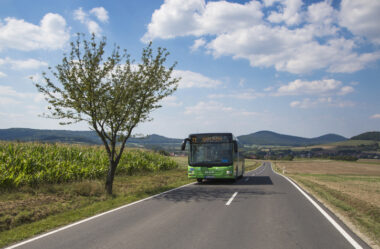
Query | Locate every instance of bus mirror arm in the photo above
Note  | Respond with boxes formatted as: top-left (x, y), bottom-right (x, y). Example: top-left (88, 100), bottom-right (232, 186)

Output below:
top-left (181, 138), bottom-right (190, 151)
top-left (233, 141), bottom-right (238, 153)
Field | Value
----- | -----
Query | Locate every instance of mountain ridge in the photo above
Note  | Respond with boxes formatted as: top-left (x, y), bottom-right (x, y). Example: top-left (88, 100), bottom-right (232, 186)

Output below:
top-left (0, 128), bottom-right (350, 146)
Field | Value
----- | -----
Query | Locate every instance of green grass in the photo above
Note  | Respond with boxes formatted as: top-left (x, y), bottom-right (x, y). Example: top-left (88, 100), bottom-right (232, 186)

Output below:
top-left (0, 168), bottom-right (194, 247)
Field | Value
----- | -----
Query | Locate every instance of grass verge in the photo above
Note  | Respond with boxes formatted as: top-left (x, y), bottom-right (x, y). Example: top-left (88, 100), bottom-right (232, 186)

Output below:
top-left (273, 160), bottom-right (380, 248)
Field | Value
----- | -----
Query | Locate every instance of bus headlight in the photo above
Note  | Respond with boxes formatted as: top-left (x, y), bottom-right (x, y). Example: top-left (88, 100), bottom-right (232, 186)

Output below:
top-left (226, 170), bottom-right (231, 175)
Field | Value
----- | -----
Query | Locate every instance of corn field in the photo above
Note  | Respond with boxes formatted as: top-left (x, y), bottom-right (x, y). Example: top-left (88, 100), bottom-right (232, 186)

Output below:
top-left (0, 141), bottom-right (178, 188)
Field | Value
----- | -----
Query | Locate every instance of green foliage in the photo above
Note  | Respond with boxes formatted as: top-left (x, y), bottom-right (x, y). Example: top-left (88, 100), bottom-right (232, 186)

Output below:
top-left (34, 33), bottom-right (180, 194)
top-left (351, 131), bottom-right (380, 141)
top-left (0, 142), bottom-right (178, 188)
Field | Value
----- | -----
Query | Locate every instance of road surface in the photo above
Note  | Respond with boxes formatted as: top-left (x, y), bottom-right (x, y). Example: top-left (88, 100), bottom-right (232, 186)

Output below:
top-left (6, 162), bottom-right (370, 249)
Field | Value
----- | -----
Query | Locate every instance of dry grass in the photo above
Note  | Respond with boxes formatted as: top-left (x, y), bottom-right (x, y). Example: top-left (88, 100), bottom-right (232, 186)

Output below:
top-left (274, 159), bottom-right (380, 248)
top-left (277, 160), bottom-right (380, 175)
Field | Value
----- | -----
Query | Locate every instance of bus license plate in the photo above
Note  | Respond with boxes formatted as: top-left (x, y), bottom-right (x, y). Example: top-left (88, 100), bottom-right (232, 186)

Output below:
top-left (205, 176), bottom-right (215, 179)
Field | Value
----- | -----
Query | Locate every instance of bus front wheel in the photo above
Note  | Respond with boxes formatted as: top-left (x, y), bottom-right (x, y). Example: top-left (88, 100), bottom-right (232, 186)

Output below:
top-left (197, 178), bottom-right (202, 183)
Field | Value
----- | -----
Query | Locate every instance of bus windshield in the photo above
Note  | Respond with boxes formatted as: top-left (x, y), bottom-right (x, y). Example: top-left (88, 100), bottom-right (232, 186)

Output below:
top-left (190, 143), bottom-right (233, 166)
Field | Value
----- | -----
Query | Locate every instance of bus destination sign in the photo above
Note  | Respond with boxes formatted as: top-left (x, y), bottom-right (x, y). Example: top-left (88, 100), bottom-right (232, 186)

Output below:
top-left (191, 134), bottom-right (232, 143)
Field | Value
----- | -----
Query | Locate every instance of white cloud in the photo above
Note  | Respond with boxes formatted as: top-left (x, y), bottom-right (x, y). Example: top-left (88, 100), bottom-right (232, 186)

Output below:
top-left (90, 7), bottom-right (109, 23)
top-left (141, 0), bottom-right (262, 42)
top-left (290, 97), bottom-right (354, 109)
top-left (73, 8), bottom-right (87, 22)
top-left (267, 0), bottom-right (303, 26)
top-left (190, 38), bottom-right (206, 52)
top-left (370, 114), bottom-right (380, 119)
top-left (160, 96), bottom-right (183, 107)
top-left (0, 72), bottom-right (6, 78)
top-left (0, 57), bottom-right (48, 70)
top-left (0, 85), bottom-right (44, 103)
top-left (275, 79), bottom-right (343, 96)
top-left (184, 100), bottom-right (258, 118)
top-left (305, 1), bottom-right (338, 37)
top-left (0, 13), bottom-right (69, 51)
top-left (173, 70), bottom-right (222, 88)
top-left (185, 101), bottom-right (232, 115)
top-left (207, 27), bottom-right (379, 74)
top-left (338, 86), bottom-right (354, 95)
top-left (339, 0), bottom-right (380, 45)
top-left (74, 7), bottom-right (108, 35)
top-left (143, 0), bottom-right (380, 74)
top-left (208, 90), bottom-right (260, 100)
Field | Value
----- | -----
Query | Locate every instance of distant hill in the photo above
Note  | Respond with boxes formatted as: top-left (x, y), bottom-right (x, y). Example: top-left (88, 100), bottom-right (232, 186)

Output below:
top-left (0, 128), bottom-right (101, 144)
top-left (0, 128), bottom-right (181, 145)
top-left (351, 131), bottom-right (380, 141)
top-left (0, 128), bottom-right (350, 147)
top-left (237, 131), bottom-right (347, 146)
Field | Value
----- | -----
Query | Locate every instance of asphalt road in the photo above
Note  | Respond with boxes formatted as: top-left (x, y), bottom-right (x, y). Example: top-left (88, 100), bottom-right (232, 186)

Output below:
top-left (7, 162), bottom-right (370, 249)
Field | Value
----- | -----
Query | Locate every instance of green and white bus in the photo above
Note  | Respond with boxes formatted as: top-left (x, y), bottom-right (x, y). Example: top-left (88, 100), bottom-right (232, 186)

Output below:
top-left (181, 133), bottom-right (244, 183)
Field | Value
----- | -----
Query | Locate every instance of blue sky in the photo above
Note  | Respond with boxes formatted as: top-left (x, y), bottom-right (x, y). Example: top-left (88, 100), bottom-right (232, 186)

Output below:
top-left (0, 0), bottom-right (379, 138)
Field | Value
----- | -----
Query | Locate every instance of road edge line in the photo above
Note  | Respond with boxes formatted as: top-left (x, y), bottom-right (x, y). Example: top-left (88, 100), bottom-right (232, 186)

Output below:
top-left (270, 163), bottom-right (363, 249)
top-left (4, 181), bottom-right (196, 249)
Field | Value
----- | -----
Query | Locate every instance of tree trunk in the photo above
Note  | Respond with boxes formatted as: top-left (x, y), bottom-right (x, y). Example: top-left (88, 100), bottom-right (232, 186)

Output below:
top-left (105, 160), bottom-right (117, 195)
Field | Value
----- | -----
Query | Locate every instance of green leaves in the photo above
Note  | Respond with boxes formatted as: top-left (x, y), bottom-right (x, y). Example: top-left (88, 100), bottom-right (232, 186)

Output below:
top-left (35, 33), bottom-right (179, 194)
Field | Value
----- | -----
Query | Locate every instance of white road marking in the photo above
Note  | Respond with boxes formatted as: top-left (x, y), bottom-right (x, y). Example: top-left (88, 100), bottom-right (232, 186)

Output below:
top-left (4, 182), bottom-right (196, 249)
top-left (226, 192), bottom-right (238, 206)
top-left (271, 164), bottom-right (363, 249)
top-left (254, 164), bottom-right (267, 176)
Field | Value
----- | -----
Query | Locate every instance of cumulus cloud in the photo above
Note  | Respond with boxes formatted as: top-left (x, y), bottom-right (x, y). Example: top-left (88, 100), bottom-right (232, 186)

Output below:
top-left (0, 13), bottom-right (69, 51)
top-left (339, 0), bottom-right (380, 45)
top-left (185, 101), bottom-right (258, 119)
top-left (160, 96), bottom-right (183, 107)
top-left (90, 7), bottom-right (109, 23)
top-left (208, 90), bottom-right (261, 100)
top-left (290, 97), bottom-right (354, 109)
top-left (267, 0), bottom-right (304, 26)
top-left (173, 70), bottom-right (222, 88)
top-left (0, 72), bottom-right (6, 78)
top-left (74, 7), bottom-right (108, 35)
top-left (0, 57), bottom-right (48, 70)
top-left (275, 79), bottom-right (350, 96)
top-left (141, 0), bottom-right (262, 42)
top-left (142, 0), bottom-right (380, 74)
top-left (338, 86), bottom-right (354, 95)
top-left (370, 114), bottom-right (380, 119)
top-left (0, 85), bottom-right (44, 103)
top-left (190, 38), bottom-right (206, 52)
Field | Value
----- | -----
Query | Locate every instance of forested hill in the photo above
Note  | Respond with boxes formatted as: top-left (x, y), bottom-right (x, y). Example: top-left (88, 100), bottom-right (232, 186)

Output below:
top-left (0, 128), bottom-right (181, 145)
top-left (237, 131), bottom-right (347, 146)
top-left (351, 131), bottom-right (380, 141)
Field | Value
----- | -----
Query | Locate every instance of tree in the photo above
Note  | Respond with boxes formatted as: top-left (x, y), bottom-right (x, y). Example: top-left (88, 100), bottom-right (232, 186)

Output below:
top-left (35, 34), bottom-right (179, 194)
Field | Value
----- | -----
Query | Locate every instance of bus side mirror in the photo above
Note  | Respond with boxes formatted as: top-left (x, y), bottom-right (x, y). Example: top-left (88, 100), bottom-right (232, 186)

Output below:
top-left (181, 138), bottom-right (190, 151)
top-left (233, 141), bottom-right (238, 153)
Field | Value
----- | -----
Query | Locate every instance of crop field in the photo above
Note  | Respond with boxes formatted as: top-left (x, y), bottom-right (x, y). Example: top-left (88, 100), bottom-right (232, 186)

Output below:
top-left (0, 141), bottom-right (178, 188)
top-left (0, 141), bottom-right (185, 247)
top-left (274, 159), bottom-right (380, 248)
